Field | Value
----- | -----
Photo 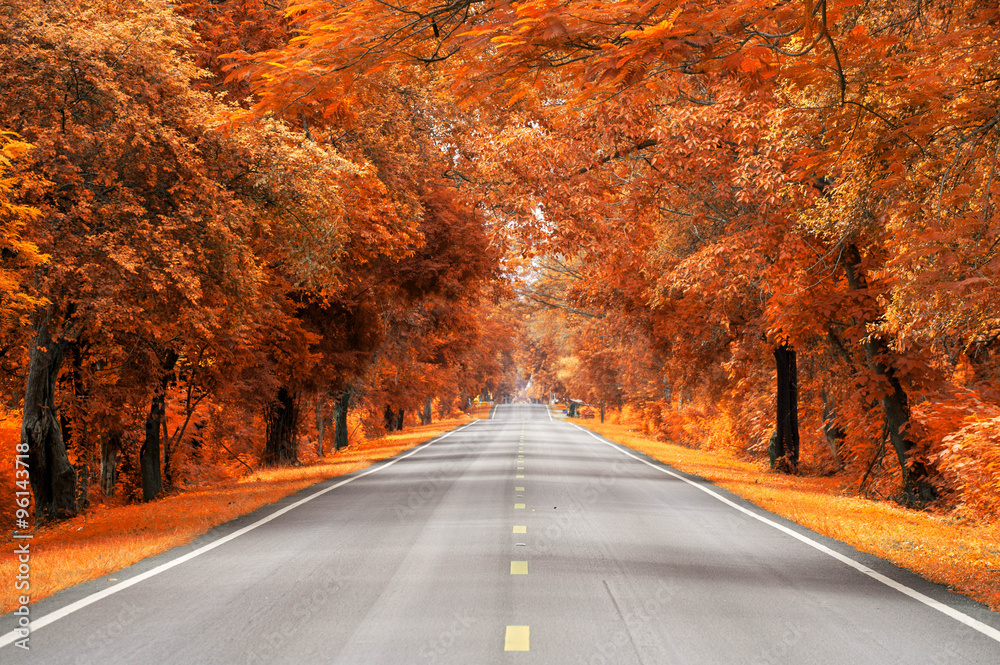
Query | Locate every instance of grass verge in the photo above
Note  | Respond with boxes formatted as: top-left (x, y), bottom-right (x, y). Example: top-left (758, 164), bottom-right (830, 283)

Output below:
top-left (576, 420), bottom-right (1000, 613)
top-left (0, 417), bottom-right (472, 614)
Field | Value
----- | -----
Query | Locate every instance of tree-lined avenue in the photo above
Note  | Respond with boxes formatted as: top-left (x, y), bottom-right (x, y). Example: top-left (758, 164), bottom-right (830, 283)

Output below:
top-left (3, 404), bottom-right (998, 663)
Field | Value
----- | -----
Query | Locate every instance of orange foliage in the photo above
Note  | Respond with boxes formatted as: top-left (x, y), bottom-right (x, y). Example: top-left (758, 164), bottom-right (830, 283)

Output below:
top-left (0, 415), bottom-right (20, 533)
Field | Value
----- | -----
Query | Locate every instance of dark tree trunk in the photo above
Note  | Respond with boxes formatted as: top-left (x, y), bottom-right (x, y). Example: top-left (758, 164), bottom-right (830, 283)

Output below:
top-left (600, 399), bottom-right (605, 423)
top-left (334, 391), bottom-right (350, 451)
top-left (162, 417), bottom-right (172, 490)
top-left (22, 316), bottom-right (77, 523)
top-left (63, 344), bottom-right (90, 509)
top-left (771, 343), bottom-right (800, 474)
top-left (421, 396), bottom-right (432, 425)
top-left (844, 244), bottom-right (936, 505)
top-left (100, 432), bottom-right (119, 497)
top-left (264, 386), bottom-right (299, 466)
top-left (315, 396), bottom-right (327, 458)
top-left (384, 403), bottom-right (396, 431)
top-left (140, 351), bottom-right (178, 502)
top-left (140, 396), bottom-right (164, 501)
top-left (396, 408), bottom-right (405, 431)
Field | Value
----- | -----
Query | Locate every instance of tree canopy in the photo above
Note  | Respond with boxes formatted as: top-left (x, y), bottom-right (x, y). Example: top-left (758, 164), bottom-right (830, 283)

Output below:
top-left (3, 0), bottom-right (999, 521)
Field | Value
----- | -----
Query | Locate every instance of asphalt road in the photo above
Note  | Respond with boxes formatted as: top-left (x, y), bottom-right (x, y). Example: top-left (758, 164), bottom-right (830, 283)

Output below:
top-left (3, 403), bottom-right (1000, 664)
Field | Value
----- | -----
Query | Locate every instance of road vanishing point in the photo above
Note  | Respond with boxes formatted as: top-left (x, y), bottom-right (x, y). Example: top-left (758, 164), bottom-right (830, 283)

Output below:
top-left (3, 403), bottom-right (1000, 664)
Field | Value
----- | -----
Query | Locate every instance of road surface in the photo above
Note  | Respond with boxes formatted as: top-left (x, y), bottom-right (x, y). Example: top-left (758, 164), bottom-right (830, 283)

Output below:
top-left (3, 403), bottom-right (999, 663)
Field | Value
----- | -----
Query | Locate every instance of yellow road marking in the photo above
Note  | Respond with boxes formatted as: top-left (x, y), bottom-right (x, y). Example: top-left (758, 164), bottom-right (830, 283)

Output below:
top-left (510, 561), bottom-right (528, 575)
top-left (504, 625), bottom-right (530, 651)
top-left (516, 474), bottom-right (524, 479)
top-left (513, 525), bottom-right (526, 533)
top-left (515, 486), bottom-right (524, 491)
top-left (514, 503), bottom-right (525, 509)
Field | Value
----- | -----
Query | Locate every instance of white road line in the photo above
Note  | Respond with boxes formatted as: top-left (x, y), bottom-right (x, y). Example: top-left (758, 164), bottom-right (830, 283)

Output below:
top-left (0, 420), bottom-right (481, 649)
top-left (570, 423), bottom-right (1000, 645)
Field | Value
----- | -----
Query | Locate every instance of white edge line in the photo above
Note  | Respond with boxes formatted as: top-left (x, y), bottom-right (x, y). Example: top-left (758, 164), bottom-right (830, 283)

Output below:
top-left (569, 422), bottom-right (1000, 644)
top-left (0, 420), bottom-right (480, 649)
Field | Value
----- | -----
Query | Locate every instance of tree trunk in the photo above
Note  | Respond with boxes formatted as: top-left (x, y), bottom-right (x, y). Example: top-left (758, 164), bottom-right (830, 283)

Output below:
top-left (140, 351), bottom-right (177, 502)
top-left (64, 344), bottom-right (90, 509)
top-left (315, 396), bottom-right (327, 458)
top-left (600, 399), bottom-right (605, 423)
top-left (396, 408), bottom-right (405, 431)
top-left (334, 391), bottom-right (350, 451)
top-left (264, 386), bottom-right (299, 465)
top-left (771, 343), bottom-right (800, 474)
top-left (843, 244), bottom-right (935, 504)
top-left (22, 316), bottom-right (77, 523)
top-left (384, 403), bottom-right (396, 431)
top-left (421, 396), bottom-right (432, 425)
top-left (162, 417), bottom-right (172, 490)
top-left (100, 432), bottom-right (119, 497)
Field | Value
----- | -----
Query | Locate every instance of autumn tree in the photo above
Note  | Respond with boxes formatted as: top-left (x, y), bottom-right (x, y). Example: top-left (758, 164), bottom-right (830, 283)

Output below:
top-left (1, 0), bottom-right (265, 516)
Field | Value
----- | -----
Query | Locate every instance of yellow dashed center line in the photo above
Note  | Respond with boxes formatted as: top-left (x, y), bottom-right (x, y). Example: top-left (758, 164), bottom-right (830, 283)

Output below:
top-left (504, 625), bottom-right (530, 651)
top-left (508, 428), bottom-right (531, 651)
